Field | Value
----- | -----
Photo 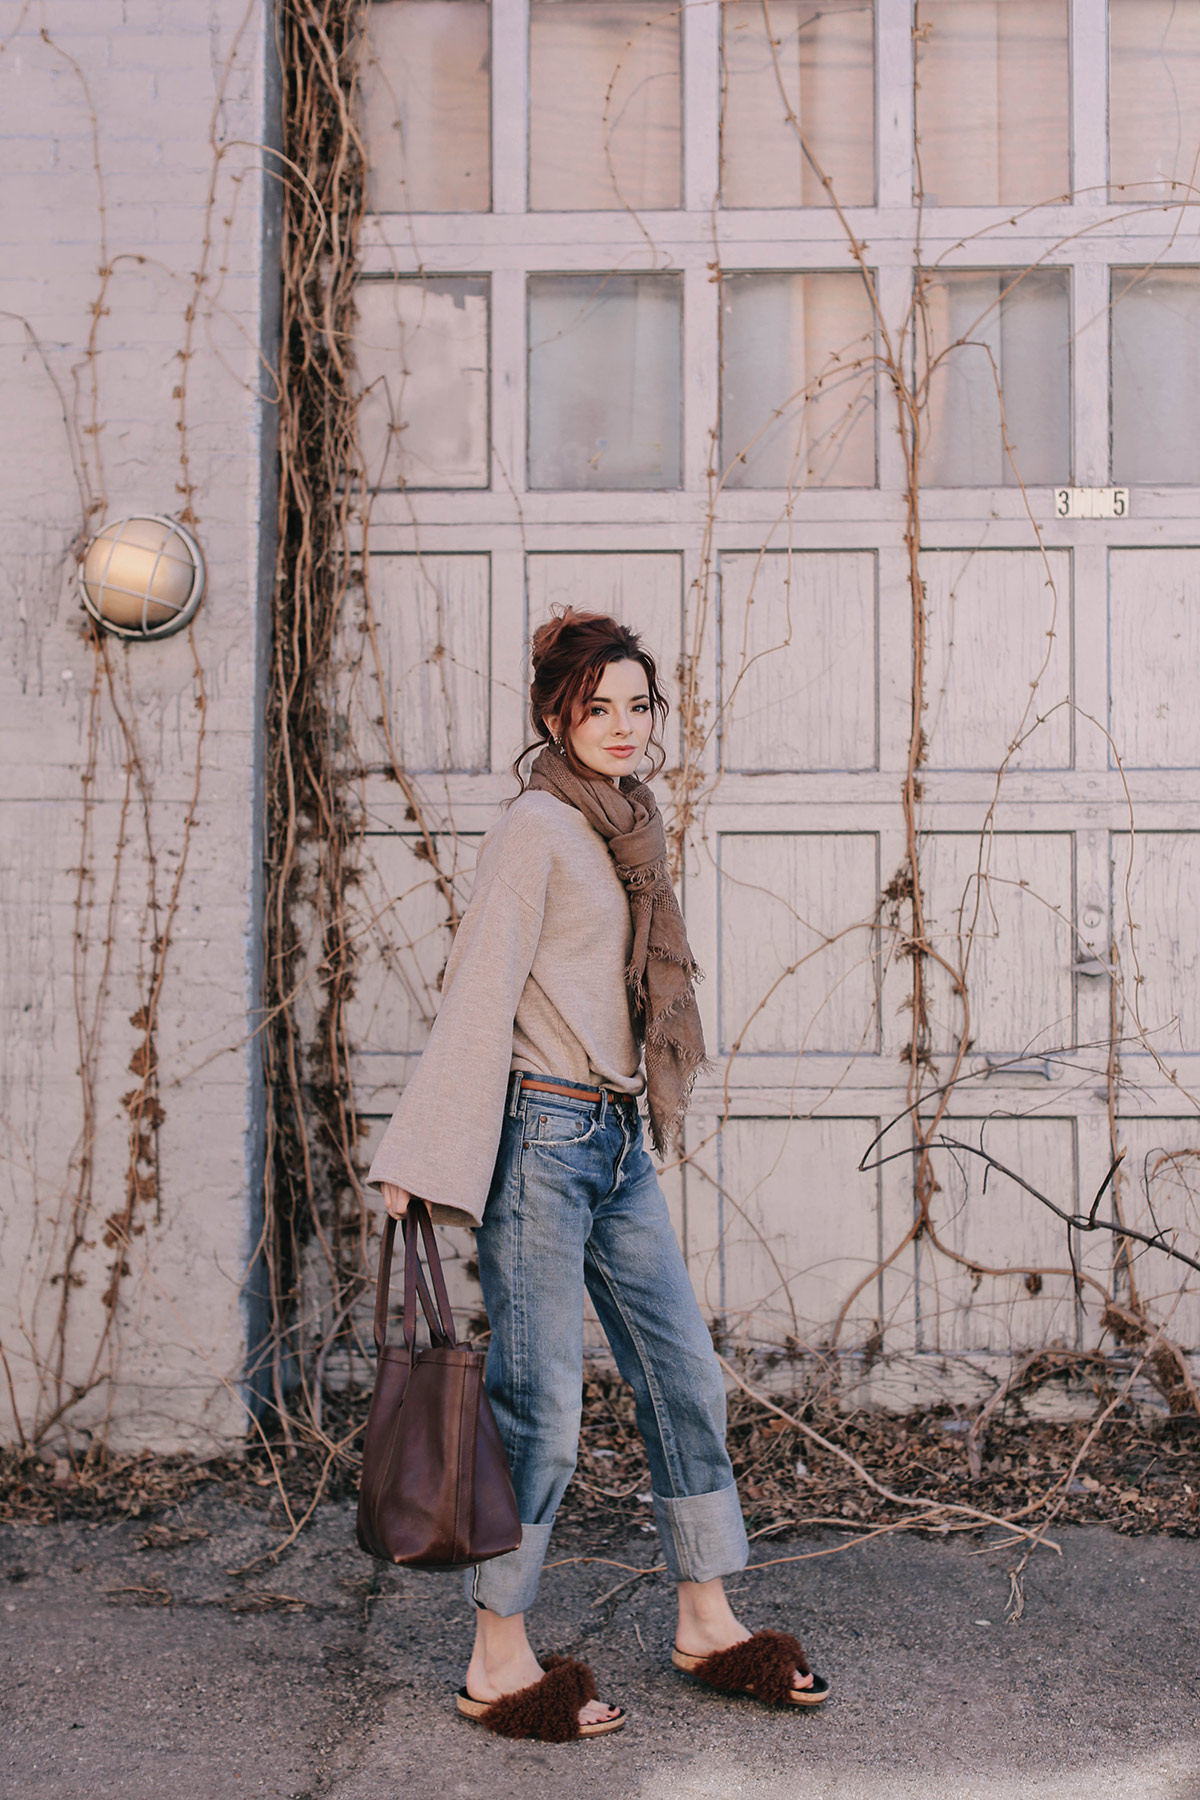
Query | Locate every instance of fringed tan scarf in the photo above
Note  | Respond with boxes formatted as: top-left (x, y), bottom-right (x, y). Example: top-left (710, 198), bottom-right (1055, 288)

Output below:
top-left (527, 746), bottom-right (707, 1153)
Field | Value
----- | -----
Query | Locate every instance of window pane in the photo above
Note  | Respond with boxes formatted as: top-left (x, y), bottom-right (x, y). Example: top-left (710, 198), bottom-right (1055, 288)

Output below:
top-left (355, 277), bottom-right (489, 488)
top-left (529, 0), bottom-right (681, 210)
top-left (720, 0), bottom-right (874, 208)
top-left (1110, 0), bottom-right (1200, 199)
top-left (360, 1), bottom-right (490, 212)
top-left (921, 270), bottom-right (1069, 487)
top-left (914, 1), bottom-right (1069, 205)
top-left (1112, 270), bottom-right (1200, 484)
top-left (720, 272), bottom-right (876, 489)
top-left (528, 274), bottom-right (681, 489)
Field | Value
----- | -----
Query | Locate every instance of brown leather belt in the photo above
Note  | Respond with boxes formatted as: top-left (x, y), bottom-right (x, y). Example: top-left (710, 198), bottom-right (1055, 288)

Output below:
top-left (518, 1075), bottom-right (630, 1105)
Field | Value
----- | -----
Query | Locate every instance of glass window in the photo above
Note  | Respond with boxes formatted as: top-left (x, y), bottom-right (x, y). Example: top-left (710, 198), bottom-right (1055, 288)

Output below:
top-left (720, 0), bottom-right (874, 208)
top-left (720, 271), bottom-right (876, 489)
top-left (1110, 0), bottom-right (1200, 199)
top-left (920, 269), bottom-right (1070, 487)
top-left (360, 0), bottom-right (491, 212)
top-left (528, 0), bottom-right (681, 211)
top-left (914, 1), bottom-right (1069, 205)
top-left (527, 274), bottom-right (681, 489)
top-left (355, 277), bottom-right (490, 488)
top-left (1111, 269), bottom-right (1200, 484)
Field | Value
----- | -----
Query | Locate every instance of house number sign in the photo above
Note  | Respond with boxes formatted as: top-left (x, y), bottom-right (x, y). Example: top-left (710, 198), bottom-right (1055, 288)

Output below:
top-left (1054, 487), bottom-right (1130, 519)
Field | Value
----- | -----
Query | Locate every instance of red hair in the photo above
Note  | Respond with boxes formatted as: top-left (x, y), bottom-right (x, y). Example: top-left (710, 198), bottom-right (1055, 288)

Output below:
top-left (515, 606), bottom-right (669, 786)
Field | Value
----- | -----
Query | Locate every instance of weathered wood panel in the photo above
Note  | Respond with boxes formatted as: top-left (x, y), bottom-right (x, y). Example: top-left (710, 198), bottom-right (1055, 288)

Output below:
top-left (1110, 0), bottom-right (1200, 197)
top-left (914, 1), bottom-right (1070, 206)
top-left (1113, 831), bottom-right (1200, 1049)
top-left (1109, 549), bottom-right (1200, 769)
top-left (719, 551), bottom-right (876, 771)
top-left (345, 833), bottom-right (480, 1059)
top-left (529, 0), bottom-right (681, 211)
top-left (1104, 1118), bottom-right (1200, 1347)
top-left (921, 832), bottom-right (1075, 1058)
top-left (916, 1116), bottom-right (1079, 1352)
top-left (922, 548), bottom-right (1072, 770)
top-left (720, 0), bottom-right (875, 208)
top-left (350, 554), bottom-right (491, 773)
top-left (684, 1115), bottom-right (883, 1344)
top-left (359, 0), bottom-right (491, 213)
top-left (717, 832), bottom-right (879, 1056)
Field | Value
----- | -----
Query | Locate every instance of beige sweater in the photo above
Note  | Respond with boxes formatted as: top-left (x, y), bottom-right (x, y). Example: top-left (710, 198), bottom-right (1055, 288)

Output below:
top-left (366, 790), bottom-right (643, 1227)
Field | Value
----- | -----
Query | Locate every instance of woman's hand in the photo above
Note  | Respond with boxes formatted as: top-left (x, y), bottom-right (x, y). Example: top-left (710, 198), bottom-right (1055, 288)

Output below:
top-left (380, 1182), bottom-right (411, 1220)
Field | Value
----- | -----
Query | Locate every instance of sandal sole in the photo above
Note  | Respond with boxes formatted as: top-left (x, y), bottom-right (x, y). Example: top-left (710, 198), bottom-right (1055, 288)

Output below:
top-left (456, 1691), bottom-right (626, 1737)
top-left (672, 1649), bottom-right (830, 1707)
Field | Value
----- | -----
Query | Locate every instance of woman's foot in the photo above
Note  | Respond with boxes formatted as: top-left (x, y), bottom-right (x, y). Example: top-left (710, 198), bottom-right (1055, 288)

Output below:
top-left (464, 1644), bottom-right (620, 1727)
top-left (467, 1609), bottom-right (620, 1729)
top-left (675, 1577), bottom-right (814, 1693)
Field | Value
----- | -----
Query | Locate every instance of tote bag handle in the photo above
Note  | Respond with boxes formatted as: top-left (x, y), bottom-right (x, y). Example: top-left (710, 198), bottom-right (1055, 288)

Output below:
top-left (372, 1201), bottom-right (456, 1354)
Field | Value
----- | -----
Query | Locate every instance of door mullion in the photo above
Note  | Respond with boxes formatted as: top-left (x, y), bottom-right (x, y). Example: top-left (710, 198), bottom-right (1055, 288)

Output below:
top-left (877, 0), bottom-right (914, 211)
top-left (492, 0), bottom-right (529, 214)
top-left (1070, 0), bottom-right (1109, 204)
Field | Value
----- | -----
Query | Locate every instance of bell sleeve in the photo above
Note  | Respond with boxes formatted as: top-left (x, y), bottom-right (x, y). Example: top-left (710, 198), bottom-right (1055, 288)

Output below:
top-left (365, 869), bottom-right (546, 1228)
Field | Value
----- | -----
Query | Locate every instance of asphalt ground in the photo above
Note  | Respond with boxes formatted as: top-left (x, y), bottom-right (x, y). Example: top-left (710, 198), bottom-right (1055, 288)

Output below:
top-left (2, 1496), bottom-right (1197, 1800)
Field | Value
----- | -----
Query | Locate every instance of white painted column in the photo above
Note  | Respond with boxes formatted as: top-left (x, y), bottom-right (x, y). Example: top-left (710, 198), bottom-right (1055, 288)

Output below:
top-left (1071, 0), bottom-right (1109, 205)
top-left (683, 0), bottom-right (721, 212)
top-left (877, 0), bottom-right (915, 211)
top-left (491, 0), bottom-right (529, 214)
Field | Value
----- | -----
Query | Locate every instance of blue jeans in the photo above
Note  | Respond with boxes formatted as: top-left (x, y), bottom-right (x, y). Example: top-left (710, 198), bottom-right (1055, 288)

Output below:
top-left (467, 1072), bottom-right (749, 1617)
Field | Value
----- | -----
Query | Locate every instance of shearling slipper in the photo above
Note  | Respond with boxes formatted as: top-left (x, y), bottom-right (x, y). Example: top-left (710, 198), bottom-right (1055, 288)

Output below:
top-left (672, 1630), bottom-right (830, 1707)
top-left (455, 1654), bottom-right (625, 1741)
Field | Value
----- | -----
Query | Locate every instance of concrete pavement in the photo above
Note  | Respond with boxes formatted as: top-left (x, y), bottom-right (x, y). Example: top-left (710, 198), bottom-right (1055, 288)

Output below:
top-left (2, 1496), bottom-right (1197, 1800)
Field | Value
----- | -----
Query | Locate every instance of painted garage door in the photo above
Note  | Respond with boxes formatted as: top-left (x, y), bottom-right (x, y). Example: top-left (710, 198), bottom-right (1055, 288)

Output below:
top-left (345, 0), bottom-right (1200, 1400)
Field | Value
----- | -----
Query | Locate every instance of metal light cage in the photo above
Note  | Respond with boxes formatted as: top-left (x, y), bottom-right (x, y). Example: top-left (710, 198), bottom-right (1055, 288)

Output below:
top-left (79, 515), bottom-right (206, 641)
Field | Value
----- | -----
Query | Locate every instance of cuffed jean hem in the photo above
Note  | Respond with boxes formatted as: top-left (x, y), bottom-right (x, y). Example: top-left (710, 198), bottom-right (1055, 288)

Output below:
top-left (465, 1522), bottom-right (555, 1618)
top-left (652, 1482), bottom-right (750, 1585)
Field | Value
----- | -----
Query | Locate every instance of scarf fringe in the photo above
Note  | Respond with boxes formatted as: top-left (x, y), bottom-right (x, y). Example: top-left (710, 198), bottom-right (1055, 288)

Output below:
top-left (626, 948), bottom-right (703, 992)
top-left (646, 1054), bottom-right (710, 1156)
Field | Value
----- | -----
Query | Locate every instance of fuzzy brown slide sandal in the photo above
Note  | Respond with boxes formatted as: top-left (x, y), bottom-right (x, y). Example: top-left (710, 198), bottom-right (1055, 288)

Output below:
top-left (672, 1630), bottom-right (830, 1708)
top-left (456, 1654), bottom-right (626, 1741)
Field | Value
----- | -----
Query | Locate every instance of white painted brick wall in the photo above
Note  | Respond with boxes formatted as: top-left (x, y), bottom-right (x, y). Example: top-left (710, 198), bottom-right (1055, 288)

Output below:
top-left (0, 2), bottom-right (275, 1453)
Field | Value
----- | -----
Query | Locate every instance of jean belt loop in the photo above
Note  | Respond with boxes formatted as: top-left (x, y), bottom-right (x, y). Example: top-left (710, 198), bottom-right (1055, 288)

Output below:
top-left (506, 1070), bottom-right (523, 1118)
top-left (598, 1086), bottom-right (607, 1128)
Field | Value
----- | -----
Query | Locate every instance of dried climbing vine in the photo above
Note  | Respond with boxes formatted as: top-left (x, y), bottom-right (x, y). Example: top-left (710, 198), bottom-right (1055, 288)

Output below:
top-left (259, 0), bottom-right (374, 1445)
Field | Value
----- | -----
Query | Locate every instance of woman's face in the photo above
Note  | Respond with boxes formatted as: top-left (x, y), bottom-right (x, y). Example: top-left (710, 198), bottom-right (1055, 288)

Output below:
top-left (557, 658), bottom-right (654, 782)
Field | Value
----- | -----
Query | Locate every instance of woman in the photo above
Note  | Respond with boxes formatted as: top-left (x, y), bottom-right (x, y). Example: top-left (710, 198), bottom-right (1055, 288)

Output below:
top-left (369, 608), bottom-right (828, 1741)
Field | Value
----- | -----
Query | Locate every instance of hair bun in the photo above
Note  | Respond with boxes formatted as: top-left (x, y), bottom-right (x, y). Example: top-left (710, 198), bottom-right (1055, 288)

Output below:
top-left (530, 606), bottom-right (590, 672)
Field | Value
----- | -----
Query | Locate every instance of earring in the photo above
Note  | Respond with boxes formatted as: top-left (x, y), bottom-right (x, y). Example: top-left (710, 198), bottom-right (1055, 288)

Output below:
top-left (552, 734), bottom-right (565, 756)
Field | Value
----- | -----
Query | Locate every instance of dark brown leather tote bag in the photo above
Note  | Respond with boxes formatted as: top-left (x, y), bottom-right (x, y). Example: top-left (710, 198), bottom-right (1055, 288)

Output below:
top-left (356, 1200), bottom-right (521, 1569)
